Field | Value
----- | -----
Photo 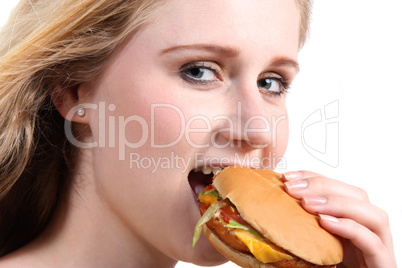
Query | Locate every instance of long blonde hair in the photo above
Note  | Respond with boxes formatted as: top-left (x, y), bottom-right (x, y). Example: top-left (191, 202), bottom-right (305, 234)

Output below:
top-left (0, 0), bottom-right (312, 257)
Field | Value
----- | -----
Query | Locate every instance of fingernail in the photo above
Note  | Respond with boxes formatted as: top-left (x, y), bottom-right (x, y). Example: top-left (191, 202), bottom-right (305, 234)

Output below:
top-left (303, 196), bottom-right (327, 206)
top-left (283, 171), bottom-right (303, 181)
top-left (284, 179), bottom-right (308, 191)
top-left (319, 214), bottom-right (340, 223)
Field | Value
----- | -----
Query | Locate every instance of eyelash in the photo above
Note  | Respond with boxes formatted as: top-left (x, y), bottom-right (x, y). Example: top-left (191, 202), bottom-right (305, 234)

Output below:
top-left (258, 75), bottom-right (291, 97)
top-left (179, 62), bottom-right (221, 85)
top-left (180, 61), bottom-right (291, 96)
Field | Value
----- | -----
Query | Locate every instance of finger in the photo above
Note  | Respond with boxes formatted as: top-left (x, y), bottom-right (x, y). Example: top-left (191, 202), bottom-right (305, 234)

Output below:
top-left (319, 215), bottom-right (397, 268)
top-left (302, 196), bottom-right (393, 247)
top-left (283, 170), bottom-right (320, 180)
top-left (283, 172), bottom-right (369, 202)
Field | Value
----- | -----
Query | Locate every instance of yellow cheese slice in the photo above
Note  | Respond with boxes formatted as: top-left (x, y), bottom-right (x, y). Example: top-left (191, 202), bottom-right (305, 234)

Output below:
top-left (198, 194), bottom-right (218, 204)
top-left (234, 229), bottom-right (293, 263)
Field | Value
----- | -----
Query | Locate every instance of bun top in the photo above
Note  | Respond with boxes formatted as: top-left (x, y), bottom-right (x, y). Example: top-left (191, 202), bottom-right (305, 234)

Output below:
top-left (212, 166), bottom-right (343, 265)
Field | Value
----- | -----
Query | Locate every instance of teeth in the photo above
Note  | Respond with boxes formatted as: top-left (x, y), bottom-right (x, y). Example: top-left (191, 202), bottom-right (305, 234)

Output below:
top-left (212, 167), bottom-right (222, 174)
top-left (201, 166), bottom-right (212, 175)
top-left (198, 166), bottom-right (223, 175)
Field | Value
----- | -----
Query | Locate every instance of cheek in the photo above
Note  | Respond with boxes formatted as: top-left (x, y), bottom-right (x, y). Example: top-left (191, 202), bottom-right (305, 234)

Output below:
top-left (267, 108), bottom-right (289, 167)
top-left (150, 104), bottom-right (189, 149)
top-left (273, 111), bottom-right (289, 151)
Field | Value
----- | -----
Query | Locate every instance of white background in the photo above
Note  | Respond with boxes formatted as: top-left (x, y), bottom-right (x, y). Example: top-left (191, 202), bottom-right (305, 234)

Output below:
top-left (1, 1), bottom-right (401, 267)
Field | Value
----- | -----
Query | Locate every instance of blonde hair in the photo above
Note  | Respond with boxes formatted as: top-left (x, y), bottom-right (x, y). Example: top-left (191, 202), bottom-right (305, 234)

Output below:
top-left (0, 0), bottom-right (312, 257)
top-left (297, 0), bottom-right (312, 48)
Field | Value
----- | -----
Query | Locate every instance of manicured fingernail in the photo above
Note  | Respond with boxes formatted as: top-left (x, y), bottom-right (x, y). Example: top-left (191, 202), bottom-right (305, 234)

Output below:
top-left (283, 171), bottom-right (303, 181)
top-left (284, 179), bottom-right (308, 191)
top-left (303, 196), bottom-right (327, 206)
top-left (319, 214), bottom-right (340, 223)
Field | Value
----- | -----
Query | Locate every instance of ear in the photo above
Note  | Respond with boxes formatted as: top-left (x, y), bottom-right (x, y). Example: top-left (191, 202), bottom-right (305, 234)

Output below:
top-left (50, 83), bottom-right (90, 123)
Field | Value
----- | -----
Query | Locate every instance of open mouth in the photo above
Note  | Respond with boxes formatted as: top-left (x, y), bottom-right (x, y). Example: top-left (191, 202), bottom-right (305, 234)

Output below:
top-left (188, 167), bottom-right (223, 197)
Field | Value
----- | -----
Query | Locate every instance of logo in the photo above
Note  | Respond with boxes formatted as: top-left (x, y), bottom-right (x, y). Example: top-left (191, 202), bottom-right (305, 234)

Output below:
top-left (301, 100), bottom-right (339, 168)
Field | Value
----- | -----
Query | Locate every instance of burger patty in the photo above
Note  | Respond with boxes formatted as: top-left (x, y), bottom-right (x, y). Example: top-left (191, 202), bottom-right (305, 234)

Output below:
top-left (200, 202), bottom-right (249, 252)
top-left (199, 200), bottom-right (336, 268)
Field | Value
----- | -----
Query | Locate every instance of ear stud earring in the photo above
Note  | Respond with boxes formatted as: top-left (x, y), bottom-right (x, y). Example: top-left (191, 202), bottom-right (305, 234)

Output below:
top-left (77, 108), bottom-right (85, 117)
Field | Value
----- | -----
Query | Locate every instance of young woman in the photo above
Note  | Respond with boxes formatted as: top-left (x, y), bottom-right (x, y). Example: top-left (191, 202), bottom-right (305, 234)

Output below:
top-left (0, 0), bottom-right (396, 267)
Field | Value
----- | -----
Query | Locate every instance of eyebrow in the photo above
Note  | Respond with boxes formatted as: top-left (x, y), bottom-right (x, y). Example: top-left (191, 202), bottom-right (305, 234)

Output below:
top-left (160, 44), bottom-right (299, 72)
top-left (160, 44), bottom-right (240, 58)
top-left (270, 57), bottom-right (300, 72)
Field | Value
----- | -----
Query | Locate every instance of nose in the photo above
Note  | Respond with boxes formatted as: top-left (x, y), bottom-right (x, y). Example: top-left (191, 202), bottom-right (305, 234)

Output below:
top-left (214, 86), bottom-right (274, 149)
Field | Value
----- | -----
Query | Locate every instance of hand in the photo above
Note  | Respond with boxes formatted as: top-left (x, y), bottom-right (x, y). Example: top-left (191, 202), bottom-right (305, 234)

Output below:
top-left (282, 171), bottom-right (396, 268)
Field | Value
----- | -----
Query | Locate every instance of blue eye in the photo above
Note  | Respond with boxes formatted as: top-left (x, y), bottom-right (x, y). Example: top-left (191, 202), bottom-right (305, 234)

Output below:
top-left (180, 62), bottom-right (220, 85)
top-left (184, 67), bottom-right (217, 81)
top-left (257, 78), bottom-right (281, 93)
top-left (257, 76), bottom-right (290, 97)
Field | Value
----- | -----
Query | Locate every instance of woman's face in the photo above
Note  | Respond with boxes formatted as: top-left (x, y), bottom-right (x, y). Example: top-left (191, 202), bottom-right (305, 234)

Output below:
top-left (83, 0), bottom-right (300, 265)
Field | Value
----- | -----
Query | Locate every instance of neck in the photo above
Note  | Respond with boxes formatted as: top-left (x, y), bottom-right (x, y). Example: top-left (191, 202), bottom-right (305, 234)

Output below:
top-left (0, 149), bottom-right (177, 268)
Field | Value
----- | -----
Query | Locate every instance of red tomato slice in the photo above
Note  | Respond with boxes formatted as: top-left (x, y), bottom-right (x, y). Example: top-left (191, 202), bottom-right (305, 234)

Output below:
top-left (199, 184), bottom-right (248, 225)
top-left (202, 184), bottom-right (215, 191)
top-left (219, 204), bottom-right (248, 225)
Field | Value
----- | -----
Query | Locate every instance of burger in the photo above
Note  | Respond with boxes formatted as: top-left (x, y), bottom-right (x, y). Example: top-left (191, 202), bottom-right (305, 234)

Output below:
top-left (191, 166), bottom-right (343, 267)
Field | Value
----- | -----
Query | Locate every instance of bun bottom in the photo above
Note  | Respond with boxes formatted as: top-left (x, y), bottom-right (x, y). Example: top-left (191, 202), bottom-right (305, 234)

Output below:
top-left (203, 225), bottom-right (277, 268)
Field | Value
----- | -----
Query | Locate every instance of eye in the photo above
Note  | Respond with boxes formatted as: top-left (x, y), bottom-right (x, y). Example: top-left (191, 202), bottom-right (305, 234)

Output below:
top-left (257, 74), bottom-right (290, 97)
top-left (257, 78), bottom-right (281, 93)
top-left (184, 68), bottom-right (216, 80)
top-left (180, 62), bottom-right (221, 85)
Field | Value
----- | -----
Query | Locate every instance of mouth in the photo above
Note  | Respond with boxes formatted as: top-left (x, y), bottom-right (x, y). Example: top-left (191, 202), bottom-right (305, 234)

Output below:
top-left (188, 166), bottom-right (223, 197)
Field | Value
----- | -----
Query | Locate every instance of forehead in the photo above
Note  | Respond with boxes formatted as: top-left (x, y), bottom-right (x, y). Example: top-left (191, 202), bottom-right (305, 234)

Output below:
top-left (140, 0), bottom-right (300, 57)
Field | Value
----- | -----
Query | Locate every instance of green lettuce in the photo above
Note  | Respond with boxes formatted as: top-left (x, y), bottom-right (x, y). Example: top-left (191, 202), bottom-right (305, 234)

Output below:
top-left (197, 189), bottom-right (220, 200)
top-left (192, 201), bottom-right (225, 247)
top-left (225, 219), bottom-right (263, 238)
